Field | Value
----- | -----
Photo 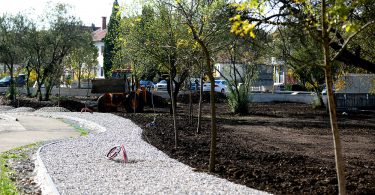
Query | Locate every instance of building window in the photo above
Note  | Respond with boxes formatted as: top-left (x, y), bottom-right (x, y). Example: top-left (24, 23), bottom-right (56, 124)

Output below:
top-left (100, 67), bottom-right (104, 77)
top-left (101, 46), bottom-right (104, 56)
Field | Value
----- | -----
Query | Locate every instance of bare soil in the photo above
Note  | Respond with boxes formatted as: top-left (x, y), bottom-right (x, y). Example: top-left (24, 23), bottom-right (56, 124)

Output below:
top-left (117, 102), bottom-right (375, 194)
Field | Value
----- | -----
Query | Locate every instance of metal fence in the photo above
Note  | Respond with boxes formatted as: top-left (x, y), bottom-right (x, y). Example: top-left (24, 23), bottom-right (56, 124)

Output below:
top-left (335, 93), bottom-right (375, 111)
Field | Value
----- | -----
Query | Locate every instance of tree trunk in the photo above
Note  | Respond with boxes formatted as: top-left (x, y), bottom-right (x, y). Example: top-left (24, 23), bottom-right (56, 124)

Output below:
top-left (208, 72), bottom-right (217, 172)
top-left (196, 73), bottom-right (203, 134)
top-left (322, 1), bottom-right (346, 194)
top-left (7, 64), bottom-right (15, 102)
top-left (189, 88), bottom-right (193, 126)
top-left (25, 65), bottom-right (32, 97)
top-left (169, 73), bottom-right (178, 148)
top-left (200, 45), bottom-right (217, 172)
top-left (316, 91), bottom-right (324, 108)
top-left (78, 66), bottom-right (82, 89)
top-left (44, 85), bottom-right (51, 101)
top-left (37, 86), bottom-right (43, 101)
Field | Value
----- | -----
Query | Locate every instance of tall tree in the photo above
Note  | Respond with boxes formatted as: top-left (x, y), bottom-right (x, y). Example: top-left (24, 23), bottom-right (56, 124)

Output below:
top-left (104, 0), bottom-right (121, 78)
top-left (0, 14), bottom-right (28, 101)
top-left (23, 3), bottom-right (89, 100)
top-left (66, 31), bottom-right (98, 88)
top-left (175, 0), bottom-right (230, 172)
top-left (117, 3), bottom-right (197, 147)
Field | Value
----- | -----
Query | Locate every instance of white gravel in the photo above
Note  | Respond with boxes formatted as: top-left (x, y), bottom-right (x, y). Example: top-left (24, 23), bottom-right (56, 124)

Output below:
top-left (7, 111), bottom-right (269, 195)
top-left (6, 107), bottom-right (35, 112)
top-left (0, 105), bottom-right (14, 111)
top-left (35, 107), bottom-right (71, 112)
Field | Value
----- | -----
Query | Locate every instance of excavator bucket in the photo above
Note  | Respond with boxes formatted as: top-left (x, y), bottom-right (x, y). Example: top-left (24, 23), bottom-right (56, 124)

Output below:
top-left (91, 79), bottom-right (129, 94)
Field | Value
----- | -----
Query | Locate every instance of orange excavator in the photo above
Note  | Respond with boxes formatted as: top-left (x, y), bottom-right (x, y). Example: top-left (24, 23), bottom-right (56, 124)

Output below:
top-left (91, 69), bottom-right (165, 113)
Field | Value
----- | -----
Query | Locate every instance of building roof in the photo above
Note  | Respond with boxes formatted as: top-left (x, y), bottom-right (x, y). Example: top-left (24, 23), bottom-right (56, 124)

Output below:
top-left (92, 28), bottom-right (107, 42)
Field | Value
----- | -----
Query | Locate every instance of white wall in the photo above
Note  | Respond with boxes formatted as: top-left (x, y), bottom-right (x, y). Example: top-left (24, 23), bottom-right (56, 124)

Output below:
top-left (94, 41), bottom-right (105, 78)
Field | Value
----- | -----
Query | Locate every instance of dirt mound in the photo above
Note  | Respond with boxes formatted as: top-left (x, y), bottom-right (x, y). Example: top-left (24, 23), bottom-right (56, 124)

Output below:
top-left (1, 97), bottom-right (86, 112)
top-left (178, 91), bottom-right (227, 104)
top-left (59, 99), bottom-right (86, 112)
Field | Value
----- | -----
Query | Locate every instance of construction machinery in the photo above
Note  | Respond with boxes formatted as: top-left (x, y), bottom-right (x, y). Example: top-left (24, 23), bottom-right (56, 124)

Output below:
top-left (91, 70), bottom-right (165, 113)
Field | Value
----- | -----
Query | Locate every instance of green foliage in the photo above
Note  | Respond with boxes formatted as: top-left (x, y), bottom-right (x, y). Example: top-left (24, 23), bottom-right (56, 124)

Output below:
top-left (0, 158), bottom-right (18, 195)
top-left (65, 31), bottom-right (98, 88)
top-left (75, 127), bottom-right (88, 136)
top-left (5, 86), bottom-right (19, 100)
top-left (0, 143), bottom-right (39, 194)
top-left (104, 0), bottom-right (121, 78)
top-left (116, 2), bottom-right (198, 97)
top-left (227, 85), bottom-right (249, 114)
top-left (273, 27), bottom-right (325, 94)
top-left (20, 3), bottom-right (90, 100)
top-left (0, 14), bottom-right (28, 101)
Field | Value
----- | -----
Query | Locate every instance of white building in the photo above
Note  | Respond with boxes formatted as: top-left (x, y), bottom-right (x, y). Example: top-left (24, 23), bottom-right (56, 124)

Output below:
top-left (91, 17), bottom-right (107, 78)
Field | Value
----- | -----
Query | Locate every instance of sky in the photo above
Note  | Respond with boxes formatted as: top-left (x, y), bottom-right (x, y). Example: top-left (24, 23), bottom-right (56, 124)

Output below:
top-left (0, 0), bottom-right (131, 28)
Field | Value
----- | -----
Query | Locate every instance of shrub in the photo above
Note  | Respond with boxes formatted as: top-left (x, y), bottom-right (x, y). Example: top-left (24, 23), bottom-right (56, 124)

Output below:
top-left (227, 85), bottom-right (249, 114)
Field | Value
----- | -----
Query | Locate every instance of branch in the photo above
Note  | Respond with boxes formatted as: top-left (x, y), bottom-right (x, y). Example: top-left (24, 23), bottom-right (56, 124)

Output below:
top-left (331, 20), bottom-right (375, 61)
top-left (241, 13), bottom-right (292, 26)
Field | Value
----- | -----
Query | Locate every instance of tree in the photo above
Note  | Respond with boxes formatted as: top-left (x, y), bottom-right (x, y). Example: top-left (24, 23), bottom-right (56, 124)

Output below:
top-left (231, 0), bottom-right (375, 74)
top-left (175, 0), bottom-right (230, 172)
top-left (273, 27), bottom-right (326, 106)
top-left (231, 0), bottom-right (375, 193)
top-left (23, 3), bottom-right (89, 100)
top-left (117, 2), bottom-right (197, 147)
top-left (0, 14), bottom-right (28, 101)
top-left (104, 0), bottom-right (121, 78)
top-left (66, 31), bottom-right (98, 88)
top-left (215, 31), bottom-right (267, 114)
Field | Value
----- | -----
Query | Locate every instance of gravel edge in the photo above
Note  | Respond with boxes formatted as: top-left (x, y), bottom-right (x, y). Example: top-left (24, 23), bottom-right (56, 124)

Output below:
top-left (35, 141), bottom-right (61, 195)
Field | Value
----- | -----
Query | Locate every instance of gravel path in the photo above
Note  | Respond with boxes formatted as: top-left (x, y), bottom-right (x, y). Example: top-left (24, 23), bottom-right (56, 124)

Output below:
top-left (5, 110), bottom-right (268, 194)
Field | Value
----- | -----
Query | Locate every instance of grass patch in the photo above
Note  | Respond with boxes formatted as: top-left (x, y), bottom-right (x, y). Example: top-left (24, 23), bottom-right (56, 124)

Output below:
top-left (0, 143), bottom-right (39, 194)
top-left (59, 119), bottom-right (89, 136)
top-left (0, 157), bottom-right (18, 195)
top-left (75, 126), bottom-right (88, 136)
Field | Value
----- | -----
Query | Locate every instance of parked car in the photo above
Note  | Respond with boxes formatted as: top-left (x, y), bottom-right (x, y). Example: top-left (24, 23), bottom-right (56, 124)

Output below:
top-left (0, 74), bottom-right (26, 87)
top-left (0, 76), bottom-right (11, 87)
top-left (190, 83), bottom-right (200, 91)
top-left (156, 80), bottom-right (168, 91)
top-left (140, 80), bottom-right (155, 89)
top-left (189, 79), bottom-right (201, 91)
top-left (322, 86), bottom-right (335, 95)
top-left (203, 80), bottom-right (228, 93)
top-left (155, 80), bottom-right (175, 91)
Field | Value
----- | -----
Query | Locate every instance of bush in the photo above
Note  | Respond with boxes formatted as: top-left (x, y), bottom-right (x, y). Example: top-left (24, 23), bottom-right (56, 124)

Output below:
top-left (227, 86), bottom-right (249, 115)
top-left (285, 84), bottom-right (306, 91)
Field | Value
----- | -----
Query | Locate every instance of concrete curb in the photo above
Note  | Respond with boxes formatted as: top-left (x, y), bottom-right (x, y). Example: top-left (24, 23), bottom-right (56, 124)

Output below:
top-left (35, 141), bottom-right (61, 195)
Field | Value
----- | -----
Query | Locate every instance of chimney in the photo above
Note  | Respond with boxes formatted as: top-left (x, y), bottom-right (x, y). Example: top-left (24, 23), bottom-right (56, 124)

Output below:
top-left (102, 17), bottom-right (107, 30)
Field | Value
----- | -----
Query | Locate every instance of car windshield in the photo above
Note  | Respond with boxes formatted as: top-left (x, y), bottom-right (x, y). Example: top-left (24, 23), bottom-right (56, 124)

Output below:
top-left (215, 80), bottom-right (226, 85)
top-left (159, 80), bottom-right (167, 84)
top-left (0, 76), bottom-right (10, 82)
top-left (140, 80), bottom-right (147, 84)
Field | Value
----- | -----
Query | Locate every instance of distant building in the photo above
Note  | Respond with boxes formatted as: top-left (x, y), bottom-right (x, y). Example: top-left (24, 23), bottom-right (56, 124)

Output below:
top-left (214, 58), bottom-right (287, 92)
top-left (91, 17), bottom-right (107, 78)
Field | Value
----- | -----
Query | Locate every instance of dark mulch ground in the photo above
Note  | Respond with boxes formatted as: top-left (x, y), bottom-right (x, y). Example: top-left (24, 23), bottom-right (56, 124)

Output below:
top-left (117, 102), bottom-right (375, 194)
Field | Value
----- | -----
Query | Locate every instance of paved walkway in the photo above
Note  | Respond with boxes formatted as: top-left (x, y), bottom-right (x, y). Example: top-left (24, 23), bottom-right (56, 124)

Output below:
top-left (0, 114), bottom-right (80, 153)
